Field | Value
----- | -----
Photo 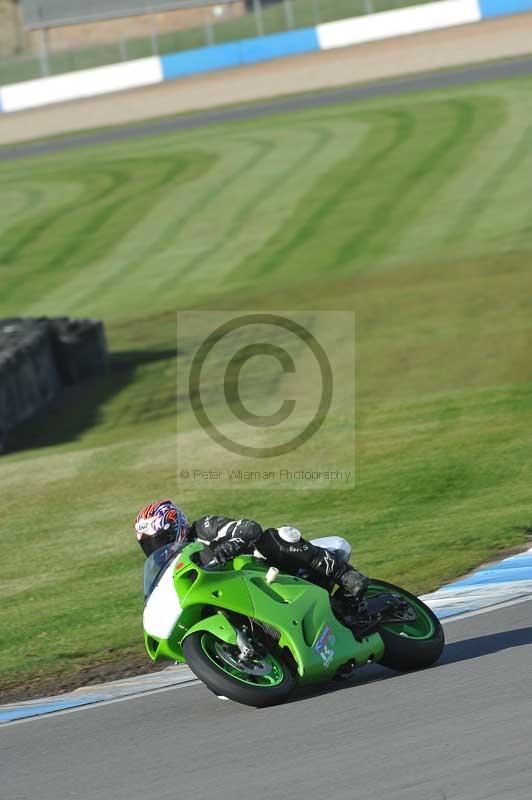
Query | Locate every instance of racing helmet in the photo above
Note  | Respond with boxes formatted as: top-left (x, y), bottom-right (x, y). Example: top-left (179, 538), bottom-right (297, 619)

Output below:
top-left (135, 500), bottom-right (189, 557)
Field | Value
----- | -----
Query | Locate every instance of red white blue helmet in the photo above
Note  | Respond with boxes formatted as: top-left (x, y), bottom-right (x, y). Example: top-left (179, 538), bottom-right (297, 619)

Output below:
top-left (135, 500), bottom-right (189, 557)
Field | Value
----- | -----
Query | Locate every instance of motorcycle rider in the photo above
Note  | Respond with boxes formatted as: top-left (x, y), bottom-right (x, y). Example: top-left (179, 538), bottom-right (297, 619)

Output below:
top-left (134, 500), bottom-right (368, 600)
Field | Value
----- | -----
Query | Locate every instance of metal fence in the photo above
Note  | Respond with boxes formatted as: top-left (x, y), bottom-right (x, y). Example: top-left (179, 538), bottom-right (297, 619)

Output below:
top-left (2, 0), bottom-right (436, 86)
top-left (19, 0), bottom-right (240, 28)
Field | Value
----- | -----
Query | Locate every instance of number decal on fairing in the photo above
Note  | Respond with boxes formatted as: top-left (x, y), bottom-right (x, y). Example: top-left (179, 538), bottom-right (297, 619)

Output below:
top-left (315, 625), bottom-right (336, 667)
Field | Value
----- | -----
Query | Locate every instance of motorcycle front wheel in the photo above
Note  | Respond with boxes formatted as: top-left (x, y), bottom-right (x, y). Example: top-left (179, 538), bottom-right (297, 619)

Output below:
top-left (182, 631), bottom-right (295, 707)
top-left (366, 580), bottom-right (445, 671)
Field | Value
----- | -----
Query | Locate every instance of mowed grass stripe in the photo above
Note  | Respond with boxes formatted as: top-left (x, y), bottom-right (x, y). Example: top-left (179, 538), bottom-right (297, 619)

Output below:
top-left (22, 154), bottom-right (216, 319)
top-left (20, 121), bottom-right (368, 319)
top-left (168, 125), bottom-right (334, 287)
top-left (0, 167), bottom-right (124, 271)
top-left (248, 96), bottom-right (502, 281)
top-left (22, 139), bottom-right (269, 317)
top-left (88, 137), bottom-right (276, 304)
top-left (333, 98), bottom-right (494, 267)
top-left (250, 108), bottom-right (413, 278)
top-left (449, 122), bottom-right (532, 244)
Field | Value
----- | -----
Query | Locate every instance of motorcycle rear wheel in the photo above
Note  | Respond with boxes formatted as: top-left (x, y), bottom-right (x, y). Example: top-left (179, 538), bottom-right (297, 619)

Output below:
top-left (183, 631), bottom-right (295, 707)
top-left (367, 580), bottom-right (445, 671)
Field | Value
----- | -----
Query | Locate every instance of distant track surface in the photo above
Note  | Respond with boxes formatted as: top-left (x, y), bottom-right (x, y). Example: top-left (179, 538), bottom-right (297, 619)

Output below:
top-left (2, 56), bottom-right (532, 162)
top-left (2, 600), bottom-right (532, 800)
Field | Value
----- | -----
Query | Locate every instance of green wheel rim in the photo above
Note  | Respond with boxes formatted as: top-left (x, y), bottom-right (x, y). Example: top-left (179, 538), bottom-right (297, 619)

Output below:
top-left (365, 587), bottom-right (436, 640)
top-left (200, 633), bottom-right (285, 687)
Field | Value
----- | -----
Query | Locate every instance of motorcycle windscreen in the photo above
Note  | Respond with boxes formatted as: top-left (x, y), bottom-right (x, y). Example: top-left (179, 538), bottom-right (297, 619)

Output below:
top-left (143, 541), bottom-right (185, 599)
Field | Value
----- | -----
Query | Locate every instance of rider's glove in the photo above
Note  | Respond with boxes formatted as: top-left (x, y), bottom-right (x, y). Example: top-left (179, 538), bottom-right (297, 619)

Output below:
top-left (213, 538), bottom-right (246, 565)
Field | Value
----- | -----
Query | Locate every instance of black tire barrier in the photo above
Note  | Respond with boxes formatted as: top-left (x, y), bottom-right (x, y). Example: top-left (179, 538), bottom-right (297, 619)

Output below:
top-left (0, 317), bottom-right (108, 452)
top-left (48, 317), bottom-right (108, 386)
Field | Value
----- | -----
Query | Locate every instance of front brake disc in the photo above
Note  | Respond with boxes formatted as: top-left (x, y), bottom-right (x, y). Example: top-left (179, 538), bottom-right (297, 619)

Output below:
top-left (214, 642), bottom-right (273, 676)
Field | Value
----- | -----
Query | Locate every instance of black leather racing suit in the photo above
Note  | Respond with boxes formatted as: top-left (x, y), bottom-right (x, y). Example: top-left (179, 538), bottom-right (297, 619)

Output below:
top-left (189, 516), bottom-right (367, 595)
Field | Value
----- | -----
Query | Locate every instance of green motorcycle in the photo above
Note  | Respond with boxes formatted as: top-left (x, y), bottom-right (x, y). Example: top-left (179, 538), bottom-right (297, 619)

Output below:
top-left (143, 540), bottom-right (444, 707)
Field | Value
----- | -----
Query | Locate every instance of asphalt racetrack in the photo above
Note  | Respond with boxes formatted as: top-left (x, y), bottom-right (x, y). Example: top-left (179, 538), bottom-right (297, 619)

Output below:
top-left (2, 55), bottom-right (532, 162)
top-left (2, 599), bottom-right (531, 800)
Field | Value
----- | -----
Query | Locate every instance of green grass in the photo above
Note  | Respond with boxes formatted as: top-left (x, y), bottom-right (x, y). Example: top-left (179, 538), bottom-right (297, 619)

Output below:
top-left (0, 0), bottom-right (435, 86)
top-left (1, 74), bottom-right (532, 690)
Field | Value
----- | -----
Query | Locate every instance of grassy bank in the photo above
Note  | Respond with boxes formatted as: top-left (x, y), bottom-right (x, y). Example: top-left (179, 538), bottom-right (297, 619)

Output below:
top-left (1, 74), bottom-right (532, 692)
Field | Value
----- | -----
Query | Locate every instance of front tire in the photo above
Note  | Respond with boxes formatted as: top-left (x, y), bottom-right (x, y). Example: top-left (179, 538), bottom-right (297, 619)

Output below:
top-left (182, 631), bottom-right (295, 707)
top-left (367, 580), bottom-right (445, 671)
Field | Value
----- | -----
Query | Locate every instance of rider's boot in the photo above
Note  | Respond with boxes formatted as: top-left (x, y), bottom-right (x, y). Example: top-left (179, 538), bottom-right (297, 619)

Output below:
top-left (309, 544), bottom-right (368, 600)
top-left (335, 564), bottom-right (369, 601)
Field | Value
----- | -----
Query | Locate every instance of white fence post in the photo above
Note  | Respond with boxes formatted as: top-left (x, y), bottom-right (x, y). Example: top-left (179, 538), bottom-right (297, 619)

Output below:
top-left (283, 0), bottom-right (295, 29)
top-left (252, 0), bottom-right (264, 37)
top-left (145, 3), bottom-right (159, 55)
top-left (37, 5), bottom-right (50, 77)
top-left (204, 9), bottom-right (215, 46)
top-left (39, 29), bottom-right (50, 76)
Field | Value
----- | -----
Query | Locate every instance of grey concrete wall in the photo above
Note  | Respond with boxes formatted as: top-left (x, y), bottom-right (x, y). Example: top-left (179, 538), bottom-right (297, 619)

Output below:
top-left (0, 317), bottom-right (107, 451)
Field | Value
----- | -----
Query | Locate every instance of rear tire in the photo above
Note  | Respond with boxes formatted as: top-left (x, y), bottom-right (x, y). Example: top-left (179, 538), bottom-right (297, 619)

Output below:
top-left (369, 580), bottom-right (445, 671)
top-left (183, 631), bottom-right (295, 707)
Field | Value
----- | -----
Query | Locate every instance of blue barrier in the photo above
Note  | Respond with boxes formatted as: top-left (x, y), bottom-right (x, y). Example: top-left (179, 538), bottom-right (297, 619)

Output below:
top-left (161, 28), bottom-right (319, 81)
top-left (239, 28), bottom-right (319, 65)
top-left (161, 42), bottom-right (240, 79)
top-left (479, 0), bottom-right (532, 17)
